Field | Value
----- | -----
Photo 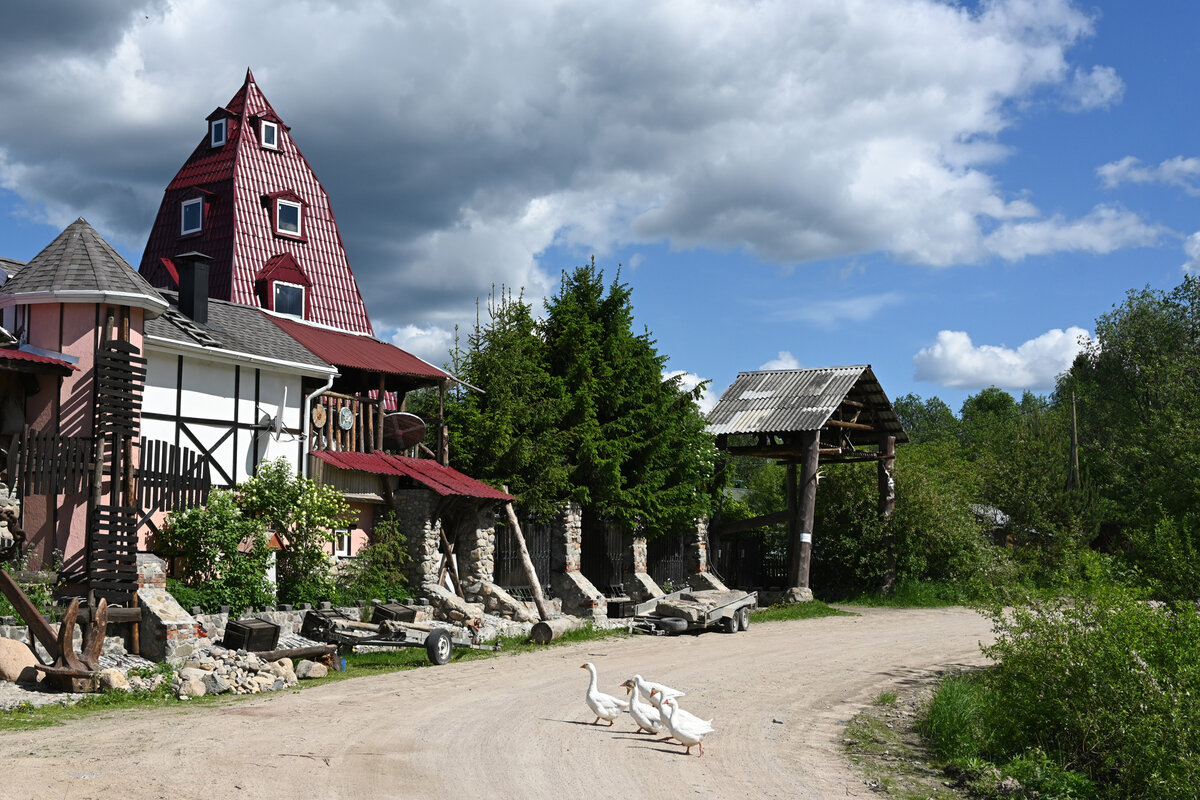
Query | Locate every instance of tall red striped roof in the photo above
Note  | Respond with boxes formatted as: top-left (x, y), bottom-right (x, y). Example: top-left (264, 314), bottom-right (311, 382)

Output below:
top-left (269, 316), bottom-right (449, 381)
top-left (311, 450), bottom-right (514, 501)
top-left (139, 69), bottom-right (373, 334)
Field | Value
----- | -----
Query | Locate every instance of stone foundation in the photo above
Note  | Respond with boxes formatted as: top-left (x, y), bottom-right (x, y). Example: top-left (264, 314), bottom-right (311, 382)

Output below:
top-left (549, 502), bottom-right (606, 621)
top-left (136, 555), bottom-right (206, 664)
top-left (626, 536), bottom-right (663, 603)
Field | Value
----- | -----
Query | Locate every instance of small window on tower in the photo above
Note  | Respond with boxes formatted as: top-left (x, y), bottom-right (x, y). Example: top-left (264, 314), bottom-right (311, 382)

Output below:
top-left (276, 199), bottom-right (302, 237)
top-left (210, 118), bottom-right (227, 147)
top-left (181, 198), bottom-right (203, 236)
top-left (274, 281), bottom-right (305, 318)
top-left (261, 121), bottom-right (279, 150)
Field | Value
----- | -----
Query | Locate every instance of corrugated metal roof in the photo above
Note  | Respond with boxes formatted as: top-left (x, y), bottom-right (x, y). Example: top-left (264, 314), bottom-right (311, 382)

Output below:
top-left (269, 315), bottom-right (449, 382)
top-left (707, 365), bottom-right (908, 443)
top-left (311, 450), bottom-right (513, 501)
top-left (139, 69), bottom-right (373, 335)
top-left (0, 347), bottom-right (78, 372)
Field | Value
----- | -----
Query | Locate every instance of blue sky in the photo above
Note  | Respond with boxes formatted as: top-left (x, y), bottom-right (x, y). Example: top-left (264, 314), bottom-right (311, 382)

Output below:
top-left (0, 1), bottom-right (1196, 416)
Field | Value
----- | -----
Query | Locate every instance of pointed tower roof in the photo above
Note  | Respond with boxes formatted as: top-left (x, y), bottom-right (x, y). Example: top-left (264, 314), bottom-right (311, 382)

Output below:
top-left (0, 218), bottom-right (169, 317)
top-left (139, 70), bottom-right (373, 334)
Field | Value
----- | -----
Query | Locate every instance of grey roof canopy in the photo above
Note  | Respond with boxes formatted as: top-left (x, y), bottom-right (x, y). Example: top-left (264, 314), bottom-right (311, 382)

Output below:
top-left (707, 366), bottom-right (908, 459)
top-left (0, 218), bottom-right (169, 318)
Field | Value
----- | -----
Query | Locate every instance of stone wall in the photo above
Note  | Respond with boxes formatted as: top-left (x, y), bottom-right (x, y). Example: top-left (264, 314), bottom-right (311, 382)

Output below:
top-left (136, 554), bottom-right (206, 664)
top-left (549, 502), bottom-right (606, 621)
top-left (394, 488), bottom-right (443, 588)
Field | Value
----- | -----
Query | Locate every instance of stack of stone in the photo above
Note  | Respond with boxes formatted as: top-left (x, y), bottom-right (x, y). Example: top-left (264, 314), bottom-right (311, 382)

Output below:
top-left (170, 645), bottom-right (326, 698)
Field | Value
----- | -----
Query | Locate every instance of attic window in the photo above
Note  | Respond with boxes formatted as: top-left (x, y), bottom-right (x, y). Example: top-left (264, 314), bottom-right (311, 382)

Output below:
top-left (274, 281), bottom-right (305, 318)
top-left (275, 199), bottom-right (302, 237)
top-left (210, 118), bottom-right (227, 147)
top-left (181, 198), bottom-right (203, 236)
top-left (261, 121), bottom-right (279, 150)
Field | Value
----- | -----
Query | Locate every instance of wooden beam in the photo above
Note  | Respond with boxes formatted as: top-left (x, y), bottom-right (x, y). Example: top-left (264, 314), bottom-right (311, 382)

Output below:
top-left (824, 419), bottom-right (876, 431)
top-left (789, 430), bottom-right (820, 590)
top-left (725, 444), bottom-right (806, 459)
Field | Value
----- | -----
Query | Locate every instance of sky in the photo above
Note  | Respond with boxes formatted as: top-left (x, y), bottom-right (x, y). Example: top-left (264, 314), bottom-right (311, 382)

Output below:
top-left (0, 0), bottom-right (1196, 416)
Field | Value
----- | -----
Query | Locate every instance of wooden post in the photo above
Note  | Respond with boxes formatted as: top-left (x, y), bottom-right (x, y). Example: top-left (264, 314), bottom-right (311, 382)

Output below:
top-left (784, 462), bottom-right (799, 586)
top-left (877, 435), bottom-right (897, 593)
top-left (789, 429), bottom-right (820, 589)
top-left (377, 376), bottom-right (386, 452)
top-left (438, 381), bottom-right (449, 466)
top-left (502, 486), bottom-right (551, 621)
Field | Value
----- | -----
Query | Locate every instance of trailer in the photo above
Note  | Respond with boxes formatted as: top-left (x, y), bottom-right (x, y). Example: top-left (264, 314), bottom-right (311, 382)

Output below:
top-left (301, 609), bottom-right (502, 665)
top-left (627, 589), bottom-right (758, 635)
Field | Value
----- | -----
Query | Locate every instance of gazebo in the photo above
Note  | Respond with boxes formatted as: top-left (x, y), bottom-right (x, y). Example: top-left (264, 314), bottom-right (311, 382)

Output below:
top-left (707, 365), bottom-right (908, 600)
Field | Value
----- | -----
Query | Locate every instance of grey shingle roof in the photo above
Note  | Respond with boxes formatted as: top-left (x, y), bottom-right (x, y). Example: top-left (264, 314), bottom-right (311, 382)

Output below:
top-left (707, 365), bottom-right (908, 444)
top-left (0, 218), bottom-right (167, 310)
top-left (0, 257), bottom-right (24, 280)
top-left (145, 290), bottom-right (333, 371)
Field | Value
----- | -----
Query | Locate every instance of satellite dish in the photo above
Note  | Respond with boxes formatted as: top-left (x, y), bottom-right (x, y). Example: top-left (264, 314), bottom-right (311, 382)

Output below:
top-left (383, 412), bottom-right (427, 451)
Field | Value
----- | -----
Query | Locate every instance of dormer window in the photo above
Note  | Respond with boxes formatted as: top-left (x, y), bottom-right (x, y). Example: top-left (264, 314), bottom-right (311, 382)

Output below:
top-left (274, 281), bottom-right (305, 318)
top-left (210, 118), bottom-right (227, 147)
top-left (276, 199), bottom-right (302, 237)
top-left (261, 120), bottom-right (279, 150)
top-left (181, 198), bottom-right (203, 236)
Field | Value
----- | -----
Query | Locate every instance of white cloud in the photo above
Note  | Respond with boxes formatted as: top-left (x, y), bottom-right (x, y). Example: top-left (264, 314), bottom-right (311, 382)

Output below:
top-left (1097, 155), bottom-right (1200, 196)
top-left (0, 0), bottom-right (1132, 333)
top-left (1183, 232), bottom-right (1200, 274)
top-left (759, 351), bottom-right (801, 371)
top-left (769, 292), bottom-right (906, 326)
top-left (913, 327), bottom-right (1093, 390)
top-left (387, 324), bottom-right (456, 370)
top-left (1064, 65), bottom-right (1124, 111)
top-left (982, 205), bottom-right (1163, 261)
top-left (664, 369), bottom-right (716, 414)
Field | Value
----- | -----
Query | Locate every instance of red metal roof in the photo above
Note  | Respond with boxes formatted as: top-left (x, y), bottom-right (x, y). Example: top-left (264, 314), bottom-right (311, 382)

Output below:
top-left (0, 348), bottom-right (78, 371)
top-left (269, 315), bottom-right (449, 381)
top-left (311, 450), bottom-right (514, 501)
top-left (139, 69), bottom-right (373, 335)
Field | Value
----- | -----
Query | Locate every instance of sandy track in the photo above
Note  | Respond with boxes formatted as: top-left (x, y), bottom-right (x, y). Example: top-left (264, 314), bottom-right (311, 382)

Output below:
top-left (0, 606), bottom-right (993, 800)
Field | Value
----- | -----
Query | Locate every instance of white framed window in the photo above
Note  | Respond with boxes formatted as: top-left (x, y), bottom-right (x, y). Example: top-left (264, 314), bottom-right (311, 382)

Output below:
top-left (180, 198), bottom-right (203, 236)
top-left (275, 199), bottom-right (302, 237)
top-left (261, 120), bottom-right (279, 150)
top-left (274, 281), bottom-right (305, 317)
top-left (210, 118), bottom-right (227, 147)
top-left (333, 526), bottom-right (355, 559)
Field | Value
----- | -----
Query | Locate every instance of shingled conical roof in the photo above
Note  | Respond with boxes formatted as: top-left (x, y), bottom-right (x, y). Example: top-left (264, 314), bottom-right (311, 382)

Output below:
top-left (139, 69), bottom-right (373, 334)
top-left (0, 218), bottom-right (168, 316)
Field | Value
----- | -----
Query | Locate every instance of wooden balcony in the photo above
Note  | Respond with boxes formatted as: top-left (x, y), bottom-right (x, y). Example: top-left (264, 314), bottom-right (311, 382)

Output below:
top-left (309, 391), bottom-right (383, 453)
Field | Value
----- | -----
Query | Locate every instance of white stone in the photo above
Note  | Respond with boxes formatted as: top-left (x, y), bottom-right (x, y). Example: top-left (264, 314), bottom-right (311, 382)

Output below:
top-left (178, 677), bottom-right (207, 697)
top-left (0, 638), bottom-right (39, 684)
top-left (97, 668), bottom-right (129, 692)
top-left (296, 660), bottom-right (328, 680)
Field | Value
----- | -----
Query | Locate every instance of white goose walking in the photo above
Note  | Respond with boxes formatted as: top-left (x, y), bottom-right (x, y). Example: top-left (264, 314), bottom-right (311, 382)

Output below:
top-left (651, 690), bottom-right (714, 756)
top-left (622, 676), bottom-right (664, 734)
top-left (629, 673), bottom-right (684, 703)
top-left (581, 662), bottom-right (629, 726)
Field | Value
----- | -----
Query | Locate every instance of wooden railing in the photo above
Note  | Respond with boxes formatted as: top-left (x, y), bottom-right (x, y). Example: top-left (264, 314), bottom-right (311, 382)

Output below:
top-left (309, 392), bottom-right (383, 453)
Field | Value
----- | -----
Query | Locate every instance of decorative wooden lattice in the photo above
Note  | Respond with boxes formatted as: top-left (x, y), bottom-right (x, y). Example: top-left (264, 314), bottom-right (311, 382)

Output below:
top-left (16, 427), bottom-right (91, 496)
top-left (88, 338), bottom-right (148, 603)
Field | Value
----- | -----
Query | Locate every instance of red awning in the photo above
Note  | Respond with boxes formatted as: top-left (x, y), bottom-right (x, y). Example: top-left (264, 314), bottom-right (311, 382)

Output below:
top-left (311, 450), bottom-right (513, 502)
top-left (269, 315), bottom-right (449, 382)
top-left (0, 348), bottom-right (78, 372)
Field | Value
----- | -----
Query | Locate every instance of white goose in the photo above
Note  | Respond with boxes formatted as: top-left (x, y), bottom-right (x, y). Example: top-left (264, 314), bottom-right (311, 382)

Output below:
top-left (651, 690), bottom-right (714, 756)
top-left (581, 662), bottom-right (629, 726)
top-left (629, 673), bottom-right (684, 703)
top-left (622, 676), bottom-right (664, 734)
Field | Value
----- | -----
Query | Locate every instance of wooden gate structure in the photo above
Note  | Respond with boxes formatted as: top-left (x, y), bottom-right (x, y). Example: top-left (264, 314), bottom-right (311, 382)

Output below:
top-left (707, 366), bottom-right (907, 595)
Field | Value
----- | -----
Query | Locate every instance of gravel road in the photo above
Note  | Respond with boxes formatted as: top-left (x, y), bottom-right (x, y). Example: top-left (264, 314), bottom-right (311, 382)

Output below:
top-left (0, 606), bottom-right (993, 800)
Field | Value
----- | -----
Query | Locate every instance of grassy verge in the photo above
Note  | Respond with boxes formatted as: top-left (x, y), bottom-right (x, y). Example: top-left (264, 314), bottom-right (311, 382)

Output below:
top-left (750, 600), bottom-right (853, 622)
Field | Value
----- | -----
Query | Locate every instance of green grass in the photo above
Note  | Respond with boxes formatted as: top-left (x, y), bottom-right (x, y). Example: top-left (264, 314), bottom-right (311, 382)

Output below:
top-left (839, 581), bottom-right (975, 608)
top-left (750, 599), bottom-right (853, 622)
top-left (873, 690), bottom-right (899, 706)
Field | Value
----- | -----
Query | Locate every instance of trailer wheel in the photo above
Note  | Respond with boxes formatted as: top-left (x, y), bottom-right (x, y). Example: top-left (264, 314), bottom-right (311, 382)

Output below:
top-left (653, 616), bottom-right (688, 634)
top-left (425, 629), bottom-right (453, 665)
top-left (721, 614), bottom-right (739, 634)
top-left (737, 606), bottom-right (751, 631)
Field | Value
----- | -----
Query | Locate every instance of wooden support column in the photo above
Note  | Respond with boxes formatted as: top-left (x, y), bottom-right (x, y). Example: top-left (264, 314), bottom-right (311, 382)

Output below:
top-left (788, 429), bottom-right (821, 589)
top-left (877, 435), bottom-right (897, 593)
top-left (376, 376), bottom-right (386, 452)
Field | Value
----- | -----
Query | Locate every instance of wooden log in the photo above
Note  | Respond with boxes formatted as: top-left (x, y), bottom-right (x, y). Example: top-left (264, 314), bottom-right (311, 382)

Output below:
top-left (824, 419), bottom-right (876, 431)
top-left (502, 487), bottom-right (551, 621)
top-left (530, 617), bottom-right (582, 644)
top-left (252, 644), bottom-right (338, 662)
top-left (788, 430), bottom-right (820, 591)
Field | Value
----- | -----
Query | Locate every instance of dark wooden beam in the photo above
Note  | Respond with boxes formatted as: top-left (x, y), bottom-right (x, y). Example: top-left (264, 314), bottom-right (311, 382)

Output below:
top-left (824, 419), bottom-right (876, 431)
top-left (725, 444), bottom-right (806, 459)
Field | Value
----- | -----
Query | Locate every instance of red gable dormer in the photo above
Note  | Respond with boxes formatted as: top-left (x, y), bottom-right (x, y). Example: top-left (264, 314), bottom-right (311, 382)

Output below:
top-left (140, 69), bottom-right (373, 335)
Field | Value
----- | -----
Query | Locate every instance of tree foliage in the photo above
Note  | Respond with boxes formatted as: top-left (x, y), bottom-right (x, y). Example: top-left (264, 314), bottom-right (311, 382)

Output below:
top-left (447, 261), bottom-right (715, 537)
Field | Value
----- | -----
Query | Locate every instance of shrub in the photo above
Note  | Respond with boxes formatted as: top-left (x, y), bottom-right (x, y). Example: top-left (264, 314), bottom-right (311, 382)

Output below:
top-left (1126, 512), bottom-right (1200, 600)
top-left (333, 511), bottom-right (412, 605)
top-left (156, 489), bottom-right (274, 615)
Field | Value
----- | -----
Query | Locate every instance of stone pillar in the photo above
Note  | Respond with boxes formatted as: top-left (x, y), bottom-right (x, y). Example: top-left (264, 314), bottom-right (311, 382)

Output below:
top-left (684, 519), bottom-right (728, 592)
top-left (461, 506), bottom-right (496, 584)
top-left (550, 502), bottom-right (606, 620)
top-left (625, 536), bottom-right (663, 602)
top-left (393, 488), bottom-right (443, 588)
top-left (136, 554), bottom-right (204, 664)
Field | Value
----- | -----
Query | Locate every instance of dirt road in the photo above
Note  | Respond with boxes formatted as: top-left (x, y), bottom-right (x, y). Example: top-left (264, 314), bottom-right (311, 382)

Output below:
top-left (0, 606), bottom-right (993, 800)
